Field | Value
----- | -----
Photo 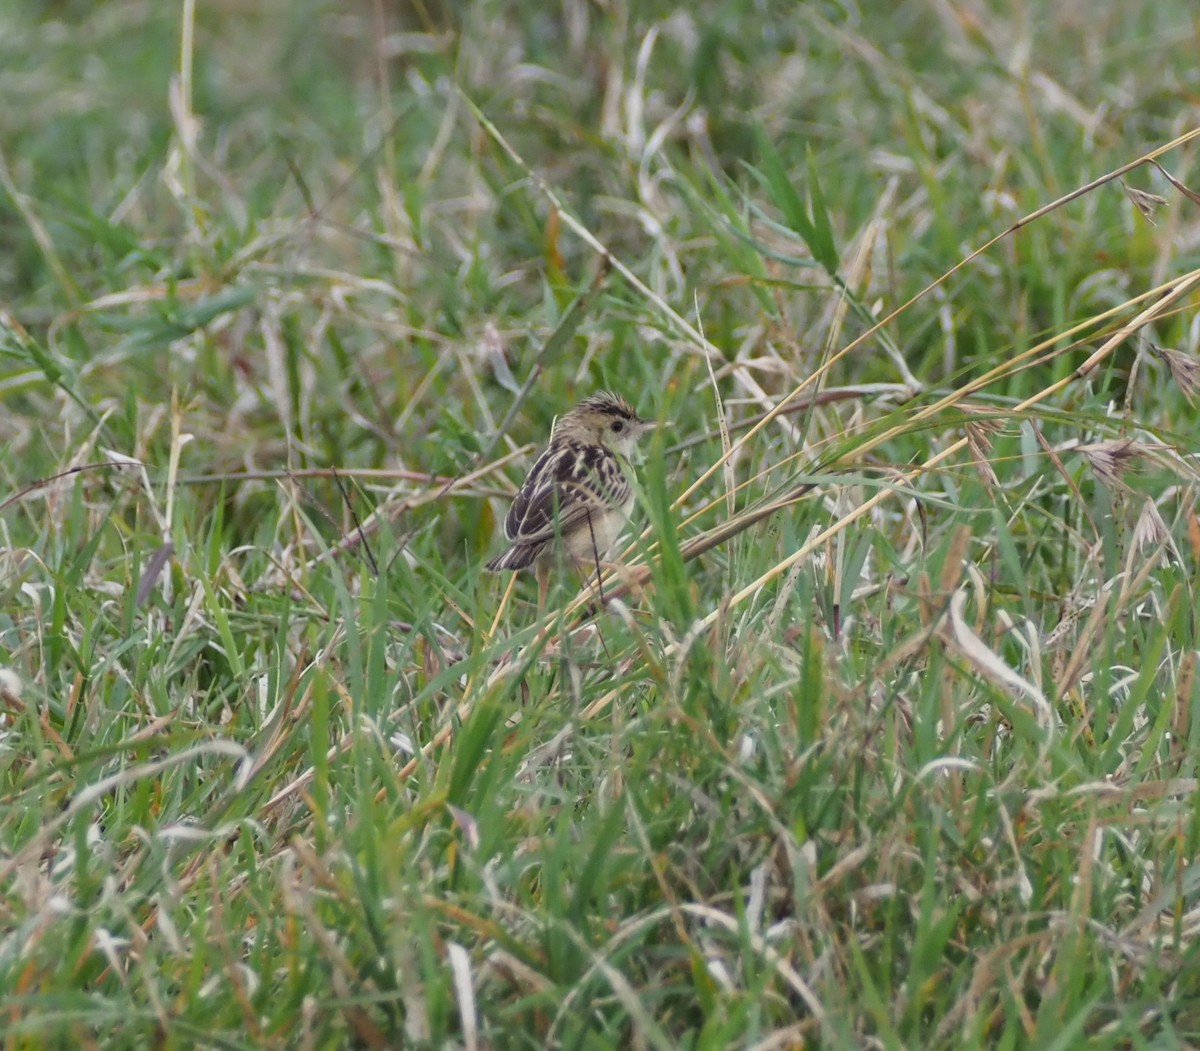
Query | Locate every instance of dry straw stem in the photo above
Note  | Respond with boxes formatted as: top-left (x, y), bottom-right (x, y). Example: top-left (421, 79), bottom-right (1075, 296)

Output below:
top-left (559, 133), bottom-right (1200, 624)
top-left (664, 383), bottom-right (911, 455)
top-left (676, 267), bottom-right (1200, 640)
top-left (465, 98), bottom-right (1200, 638)
top-left (177, 466), bottom-right (497, 486)
top-left (654, 126), bottom-right (1200, 518)
top-left (566, 264), bottom-right (1200, 624)
top-left (0, 460), bottom-right (146, 515)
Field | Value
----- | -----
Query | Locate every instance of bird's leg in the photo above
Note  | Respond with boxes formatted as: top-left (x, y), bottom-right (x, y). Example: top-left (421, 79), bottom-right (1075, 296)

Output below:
top-left (585, 514), bottom-right (606, 606)
top-left (536, 561), bottom-right (550, 617)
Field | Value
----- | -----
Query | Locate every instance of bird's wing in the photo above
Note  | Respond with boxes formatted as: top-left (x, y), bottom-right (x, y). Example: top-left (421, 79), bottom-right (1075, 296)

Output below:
top-left (504, 443), bottom-right (629, 544)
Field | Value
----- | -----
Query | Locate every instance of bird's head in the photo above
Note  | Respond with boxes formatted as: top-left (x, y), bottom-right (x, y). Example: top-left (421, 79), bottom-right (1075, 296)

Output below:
top-left (556, 391), bottom-right (653, 455)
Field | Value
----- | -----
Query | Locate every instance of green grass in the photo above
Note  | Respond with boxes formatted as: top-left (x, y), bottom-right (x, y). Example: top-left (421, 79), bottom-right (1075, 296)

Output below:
top-left (3, 1), bottom-right (1200, 1047)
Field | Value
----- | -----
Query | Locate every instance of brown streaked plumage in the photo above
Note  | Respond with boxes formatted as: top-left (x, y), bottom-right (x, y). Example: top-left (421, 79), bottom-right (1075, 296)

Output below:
top-left (485, 392), bottom-right (653, 588)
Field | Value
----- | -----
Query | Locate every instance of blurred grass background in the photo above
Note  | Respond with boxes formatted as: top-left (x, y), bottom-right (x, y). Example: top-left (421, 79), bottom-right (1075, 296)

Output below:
top-left (3, 1), bottom-right (1200, 1047)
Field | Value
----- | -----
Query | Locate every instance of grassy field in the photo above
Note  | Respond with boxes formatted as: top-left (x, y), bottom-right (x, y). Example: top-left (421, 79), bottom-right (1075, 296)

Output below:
top-left (3, 1), bottom-right (1200, 1047)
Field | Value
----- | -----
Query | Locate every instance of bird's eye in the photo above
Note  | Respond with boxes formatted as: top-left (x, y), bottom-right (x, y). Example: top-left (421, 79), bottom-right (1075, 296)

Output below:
top-left (612, 421), bottom-right (625, 433)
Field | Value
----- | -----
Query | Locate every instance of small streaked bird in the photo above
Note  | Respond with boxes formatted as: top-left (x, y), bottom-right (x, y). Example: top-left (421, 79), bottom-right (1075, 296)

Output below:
top-left (486, 391), bottom-right (654, 602)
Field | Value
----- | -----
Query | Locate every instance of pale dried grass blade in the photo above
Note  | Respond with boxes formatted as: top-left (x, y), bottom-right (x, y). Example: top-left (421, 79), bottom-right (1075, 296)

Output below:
top-left (1148, 159), bottom-right (1200, 207)
top-left (942, 589), bottom-right (1053, 729)
top-left (447, 943), bottom-right (479, 1051)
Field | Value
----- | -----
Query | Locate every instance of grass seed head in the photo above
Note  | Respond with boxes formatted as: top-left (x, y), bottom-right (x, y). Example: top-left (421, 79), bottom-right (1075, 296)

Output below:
top-left (1150, 343), bottom-right (1200, 404)
top-left (1077, 437), bottom-right (1139, 489)
top-left (1121, 180), bottom-right (1168, 225)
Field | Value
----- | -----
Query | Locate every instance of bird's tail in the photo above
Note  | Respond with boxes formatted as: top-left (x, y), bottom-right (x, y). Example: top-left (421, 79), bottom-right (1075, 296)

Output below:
top-left (485, 543), bottom-right (540, 572)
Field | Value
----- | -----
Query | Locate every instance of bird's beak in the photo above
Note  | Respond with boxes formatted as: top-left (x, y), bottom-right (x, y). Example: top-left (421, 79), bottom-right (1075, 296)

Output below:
top-left (637, 416), bottom-right (657, 432)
